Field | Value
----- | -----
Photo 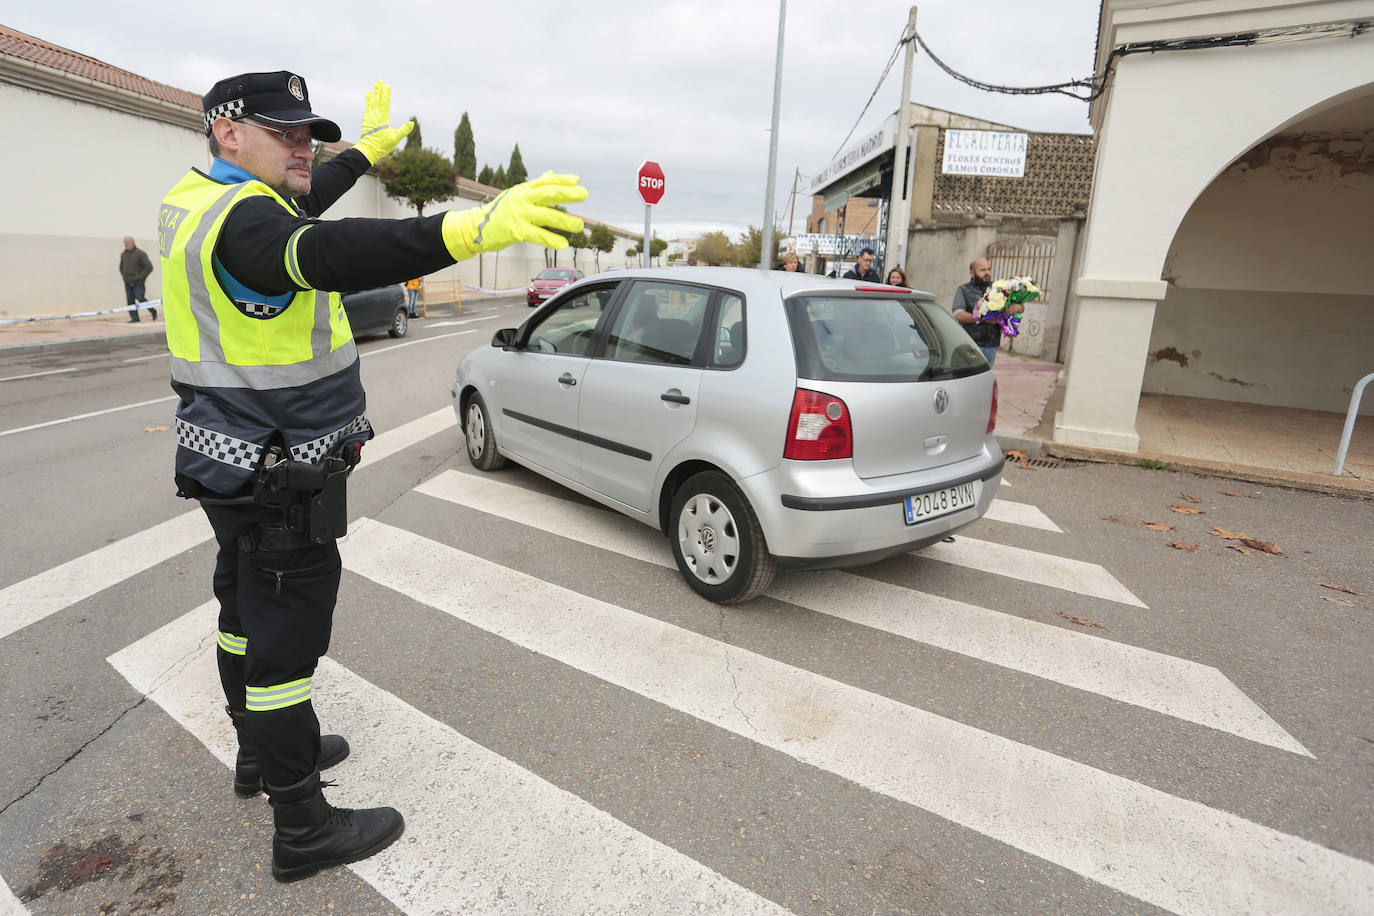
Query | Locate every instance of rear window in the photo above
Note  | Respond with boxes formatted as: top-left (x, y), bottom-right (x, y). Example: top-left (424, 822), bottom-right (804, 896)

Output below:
top-left (537, 269), bottom-right (577, 281)
top-left (786, 295), bottom-right (988, 382)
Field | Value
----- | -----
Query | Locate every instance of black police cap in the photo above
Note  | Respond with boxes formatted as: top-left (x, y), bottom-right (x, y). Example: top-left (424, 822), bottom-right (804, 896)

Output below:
top-left (202, 71), bottom-right (342, 142)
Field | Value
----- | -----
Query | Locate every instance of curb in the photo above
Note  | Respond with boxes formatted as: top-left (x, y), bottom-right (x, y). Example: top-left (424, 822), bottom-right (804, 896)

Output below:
top-left (1043, 441), bottom-right (1372, 500)
top-left (0, 328), bottom-right (165, 357)
top-left (993, 432), bottom-right (1046, 457)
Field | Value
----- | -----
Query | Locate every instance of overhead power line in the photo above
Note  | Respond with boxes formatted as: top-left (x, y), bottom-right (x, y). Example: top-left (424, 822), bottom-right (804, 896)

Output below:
top-left (825, 18), bottom-right (1372, 160)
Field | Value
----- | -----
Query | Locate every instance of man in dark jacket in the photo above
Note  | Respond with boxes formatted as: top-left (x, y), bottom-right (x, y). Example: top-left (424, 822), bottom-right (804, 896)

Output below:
top-left (953, 257), bottom-right (1002, 364)
top-left (842, 247), bottom-right (881, 283)
top-left (119, 236), bottom-right (156, 321)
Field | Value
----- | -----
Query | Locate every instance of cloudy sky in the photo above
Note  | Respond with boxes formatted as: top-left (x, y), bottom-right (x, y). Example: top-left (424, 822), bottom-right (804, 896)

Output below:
top-left (7, 0), bottom-right (1101, 240)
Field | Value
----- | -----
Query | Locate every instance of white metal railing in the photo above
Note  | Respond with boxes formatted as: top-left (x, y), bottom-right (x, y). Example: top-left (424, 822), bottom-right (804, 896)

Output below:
top-left (1332, 371), bottom-right (1374, 476)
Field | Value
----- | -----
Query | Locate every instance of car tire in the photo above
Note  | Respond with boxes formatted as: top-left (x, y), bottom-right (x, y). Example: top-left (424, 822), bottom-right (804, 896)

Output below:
top-left (670, 471), bottom-right (774, 604)
top-left (389, 309), bottom-right (409, 338)
top-left (464, 393), bottom-right (506, 472)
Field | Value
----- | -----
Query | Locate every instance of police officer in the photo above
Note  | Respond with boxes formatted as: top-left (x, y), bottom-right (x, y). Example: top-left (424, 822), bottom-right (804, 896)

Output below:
top-left (160, 71), bottom-right (586, 882)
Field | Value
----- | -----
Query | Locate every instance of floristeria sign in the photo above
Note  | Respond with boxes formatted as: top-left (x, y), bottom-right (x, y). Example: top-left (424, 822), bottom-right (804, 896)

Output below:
top-left (941, 130), bottom-right (1029, 177)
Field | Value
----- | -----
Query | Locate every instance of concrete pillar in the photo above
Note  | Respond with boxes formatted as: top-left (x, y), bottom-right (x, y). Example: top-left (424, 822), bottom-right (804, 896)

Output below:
top-left (1053, 276), bottom-right (1168, 451)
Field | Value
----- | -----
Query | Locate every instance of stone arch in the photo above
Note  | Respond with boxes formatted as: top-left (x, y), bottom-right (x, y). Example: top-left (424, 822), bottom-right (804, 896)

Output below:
top-left (1144, 82), bottom-right (1374, 415)
top-left (1056, 32), bottom-right (1374, 450)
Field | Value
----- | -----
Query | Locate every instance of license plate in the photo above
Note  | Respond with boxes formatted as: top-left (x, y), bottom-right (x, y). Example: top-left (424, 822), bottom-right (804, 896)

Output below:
top-left (903, 480), bottom-right (980, 525)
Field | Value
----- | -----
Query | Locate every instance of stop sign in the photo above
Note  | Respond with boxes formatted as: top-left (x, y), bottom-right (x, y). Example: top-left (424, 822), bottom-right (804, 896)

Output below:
top-left (637, 160), bottom-right (665, 205)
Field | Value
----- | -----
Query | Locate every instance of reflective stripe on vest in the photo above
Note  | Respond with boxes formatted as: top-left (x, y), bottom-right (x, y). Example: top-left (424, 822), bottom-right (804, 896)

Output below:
top-left (159, 170), bottom-right (356, 391)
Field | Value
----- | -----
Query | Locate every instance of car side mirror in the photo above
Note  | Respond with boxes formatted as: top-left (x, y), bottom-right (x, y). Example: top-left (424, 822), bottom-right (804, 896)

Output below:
top-left (492, 328), bottom-right (518, 350)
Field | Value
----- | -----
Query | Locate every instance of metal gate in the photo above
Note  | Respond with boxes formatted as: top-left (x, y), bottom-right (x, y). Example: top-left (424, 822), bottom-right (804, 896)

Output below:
top-left (986, 236), bottom-right (1056, 358)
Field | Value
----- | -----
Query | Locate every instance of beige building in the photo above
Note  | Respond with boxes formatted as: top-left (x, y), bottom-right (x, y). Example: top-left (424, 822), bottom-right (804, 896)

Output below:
top-left (808, 104), bottom-right (1094, 361)
top-left (1055, 0), bottom-right (1374, 450)
top-left (0, 25), bottom-right (637, 319)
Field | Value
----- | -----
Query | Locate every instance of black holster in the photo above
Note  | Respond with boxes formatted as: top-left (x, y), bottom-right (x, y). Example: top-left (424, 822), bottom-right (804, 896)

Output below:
top-left (239, 456), bottom-right (351, 551)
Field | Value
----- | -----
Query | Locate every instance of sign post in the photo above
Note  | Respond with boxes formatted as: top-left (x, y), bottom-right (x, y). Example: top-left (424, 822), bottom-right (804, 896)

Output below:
top-left (637, 160), bottom-right (665, 268)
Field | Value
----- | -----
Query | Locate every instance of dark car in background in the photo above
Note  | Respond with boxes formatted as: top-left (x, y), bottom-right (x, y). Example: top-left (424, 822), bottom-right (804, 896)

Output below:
top-left (527, 268), bottom-right (584, 307)
top-left (343, 284), bottom-right (409, 339)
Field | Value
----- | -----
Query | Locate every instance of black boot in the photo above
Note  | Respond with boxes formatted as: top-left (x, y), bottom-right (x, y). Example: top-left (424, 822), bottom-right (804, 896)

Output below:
top-left (227, 706), bottom-right (350, 798)
top-left (149, 307), bottom-right (158, 320)
top-left (268, 771), bottom-right (404, 882)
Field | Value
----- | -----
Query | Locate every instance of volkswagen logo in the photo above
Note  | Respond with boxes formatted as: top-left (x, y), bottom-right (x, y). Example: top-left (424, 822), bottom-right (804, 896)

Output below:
top-left (933, 387), bottom-right (949, 414)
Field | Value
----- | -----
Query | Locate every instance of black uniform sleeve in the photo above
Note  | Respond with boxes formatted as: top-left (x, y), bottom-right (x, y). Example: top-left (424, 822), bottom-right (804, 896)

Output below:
top-left (214, 149), bottom-right (456, 295)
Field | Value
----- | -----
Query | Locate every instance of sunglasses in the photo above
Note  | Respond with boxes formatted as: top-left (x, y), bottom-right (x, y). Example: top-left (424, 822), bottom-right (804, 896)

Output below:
top-left (239, 120), bottom-right (321, 156)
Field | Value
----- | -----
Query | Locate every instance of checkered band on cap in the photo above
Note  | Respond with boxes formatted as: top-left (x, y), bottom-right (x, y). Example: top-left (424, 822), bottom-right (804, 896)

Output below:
top-left (177, 418), bottom-right (264, 471)
top-left (291, 414), bottom-right (372, 463)
top-left (204, 99), bottom-right (245, 134)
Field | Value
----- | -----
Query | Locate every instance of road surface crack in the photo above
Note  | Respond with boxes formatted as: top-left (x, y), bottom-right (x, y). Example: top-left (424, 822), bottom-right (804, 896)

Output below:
top-left (0, 634), bottom-right (209, 817)
top-left (719, 608), bottom-right (758, 736)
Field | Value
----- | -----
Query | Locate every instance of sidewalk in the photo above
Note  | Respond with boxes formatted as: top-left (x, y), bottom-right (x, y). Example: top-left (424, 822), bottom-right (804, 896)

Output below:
top-left (0, 292), bottom-right (516, 357)
top-left (988, 350), bottom-right (1373, 499)
top-left (4, 313), bottom-right (1369, 499)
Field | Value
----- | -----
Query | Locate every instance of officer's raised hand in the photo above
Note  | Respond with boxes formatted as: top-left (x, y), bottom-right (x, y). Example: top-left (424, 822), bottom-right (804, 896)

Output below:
top-left (441, 171), bottom-right (589, 259)
top-left (352, 79), bottom-right (415, 165)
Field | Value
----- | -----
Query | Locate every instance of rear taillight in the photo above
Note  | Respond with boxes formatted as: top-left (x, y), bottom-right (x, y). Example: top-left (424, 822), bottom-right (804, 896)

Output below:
top-left (987, 378), bottom-right (999, 433)
top-left (784, 388), bottom-right (853, 460)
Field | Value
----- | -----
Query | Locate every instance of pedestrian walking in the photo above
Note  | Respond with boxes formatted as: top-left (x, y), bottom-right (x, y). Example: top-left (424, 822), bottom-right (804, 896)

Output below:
top-left (842, 247), bottom-right (881, 283)
top-left (119, 236), bottom-right (156, 321)
top-left (161, 70), bottom-right (586, 882)
top-left (405, 276), bottom-right (422, 317)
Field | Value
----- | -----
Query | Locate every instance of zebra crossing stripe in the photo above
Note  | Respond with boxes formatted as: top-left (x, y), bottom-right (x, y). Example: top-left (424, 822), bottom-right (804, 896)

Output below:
top-left (0, 509), bottom-right (212, 642)
top-left (106, 602), bottom-right (786, 915)
top-left (414, 471), bottom-right (1308, 755)
top-left (982, 499), bottom-right (1062, 532)
top-left (339, 518), bottom-right (1374, 915)
top-left (919, 535), bottom-right (1147, 607)
top-left (0, 875), bottom-right (26, 915)
top-left (0, 408), bottom-right (456, 644)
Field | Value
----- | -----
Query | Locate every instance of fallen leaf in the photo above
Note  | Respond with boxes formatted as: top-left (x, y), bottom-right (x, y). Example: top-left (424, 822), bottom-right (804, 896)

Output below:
top-left (1208, 526), bottom-right (1250, 540)
top-left (1005, 449), bottom-right (1031, 469)
top-left (1181, 494), bottom-right (1203, 503)
top-left (1144, 522), bottom-right (1175, 532)
top-left (1221, 491), bottom-right (1258, 499)
top-left (1056, 611), bottom-right (1105, 629)
top-left (1168, 541), bottom-right (1200, 551)
top-left (1319, 583), bottom-right (1362, 596)
top-left (1169, 505), bottom-right (1205, 515)
top-left (1226, 545), bottom-right (1251, 556)
top-left (143, 425), bottom-right (170, 433)
top-left (1239, 537), bottom-right (1283, 555)
top-left (1321, 595), bottom-right (1355, 606)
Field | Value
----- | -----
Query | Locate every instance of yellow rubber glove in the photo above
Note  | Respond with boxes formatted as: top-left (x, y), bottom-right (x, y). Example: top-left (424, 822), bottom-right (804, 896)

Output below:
top-left (441, 171), bottom-right (588, 260)
top-left (353, 80), bottom-right (415, 165)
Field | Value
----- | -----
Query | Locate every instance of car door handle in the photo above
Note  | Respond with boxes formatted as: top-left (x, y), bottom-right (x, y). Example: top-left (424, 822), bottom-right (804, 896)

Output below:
top-left (557, 373), bottom-right (578, 387)
top-left (661, 391), bottom-right (691, 405)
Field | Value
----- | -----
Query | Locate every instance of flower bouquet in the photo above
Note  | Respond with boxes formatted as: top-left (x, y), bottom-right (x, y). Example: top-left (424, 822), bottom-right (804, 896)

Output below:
top-left (974, 276), bottom-right (1040, 338)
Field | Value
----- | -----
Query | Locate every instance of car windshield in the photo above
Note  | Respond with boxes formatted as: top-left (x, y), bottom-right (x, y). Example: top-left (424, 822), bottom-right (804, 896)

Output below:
top-left (786, 295), bottom-right (989, 382)
top-left (537, 270), bottom-right (577, 281)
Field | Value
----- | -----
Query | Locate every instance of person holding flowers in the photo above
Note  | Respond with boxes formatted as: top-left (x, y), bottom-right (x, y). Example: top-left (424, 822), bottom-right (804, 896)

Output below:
top-left (953, 257), bottom-right (1026, 365)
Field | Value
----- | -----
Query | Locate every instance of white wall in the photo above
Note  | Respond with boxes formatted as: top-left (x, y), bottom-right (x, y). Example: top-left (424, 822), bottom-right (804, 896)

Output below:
top-left (0, 82), bottom-right (620, 314)
top-left (0, 84), bottom-right (207, 317)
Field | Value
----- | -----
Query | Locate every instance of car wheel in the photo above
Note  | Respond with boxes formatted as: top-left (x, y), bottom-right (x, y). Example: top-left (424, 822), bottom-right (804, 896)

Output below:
top-left (670, 471), bottom-right (774, 604)
top-left (389, 309), bottom-right (408, 338)
top-left (464, 393), bottom-right (506, 471)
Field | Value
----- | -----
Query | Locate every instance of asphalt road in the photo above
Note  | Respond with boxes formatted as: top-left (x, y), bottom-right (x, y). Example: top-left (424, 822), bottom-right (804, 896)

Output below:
top-left (0, 296), bottom-right (1370, 915)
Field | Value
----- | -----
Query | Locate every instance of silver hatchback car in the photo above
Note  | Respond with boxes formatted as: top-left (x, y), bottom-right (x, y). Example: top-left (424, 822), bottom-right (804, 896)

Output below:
top-left (452, 267), bottom-right (1004, 603)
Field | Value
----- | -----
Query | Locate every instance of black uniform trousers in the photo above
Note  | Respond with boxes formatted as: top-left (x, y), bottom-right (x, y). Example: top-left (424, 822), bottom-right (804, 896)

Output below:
top-left (200, 500), bottom-right (339, 789)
